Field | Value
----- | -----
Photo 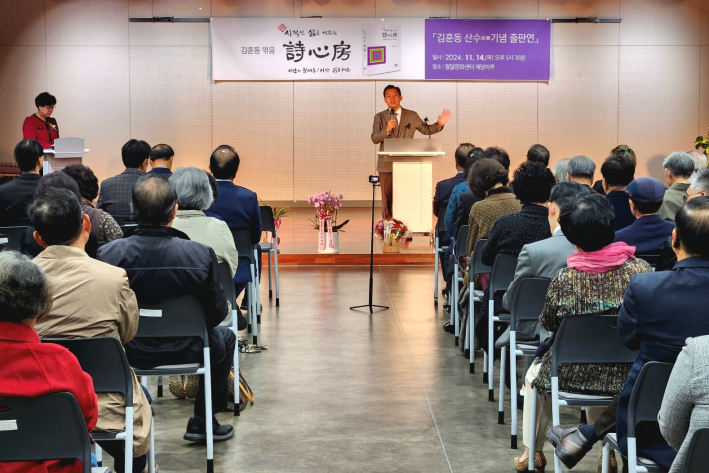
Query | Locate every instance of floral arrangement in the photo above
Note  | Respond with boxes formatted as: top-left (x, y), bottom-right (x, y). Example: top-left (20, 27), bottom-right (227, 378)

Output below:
top-left (308, 191), bottom-right (347, 252)
top-left (696, 127), bottom-right (709, 158)
top-left (259, 198), bottom-right (290, 232)
top-left (375, 218), bottom-right (409, 244)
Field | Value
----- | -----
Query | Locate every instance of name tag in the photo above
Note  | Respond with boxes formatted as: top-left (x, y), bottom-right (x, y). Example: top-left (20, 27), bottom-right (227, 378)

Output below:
top-left (139, 309), bottom-right (162, 318)
top-left (0, 420), bottom-right (18, 431)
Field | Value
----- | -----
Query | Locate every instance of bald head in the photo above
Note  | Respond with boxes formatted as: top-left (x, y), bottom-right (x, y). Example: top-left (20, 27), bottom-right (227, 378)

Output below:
top-left (132, 174), bottom-right (178, 226)
top-left (209, 145), bottom-right (240, 180)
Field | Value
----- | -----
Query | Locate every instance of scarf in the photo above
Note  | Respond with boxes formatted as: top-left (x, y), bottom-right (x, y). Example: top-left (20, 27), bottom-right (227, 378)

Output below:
top-left (567, 241), bottom-right (636, 275)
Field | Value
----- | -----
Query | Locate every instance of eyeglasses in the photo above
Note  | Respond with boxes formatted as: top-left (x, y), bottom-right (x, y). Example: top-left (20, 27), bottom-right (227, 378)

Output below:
top-left (40, 105), bottom-right (55, 110)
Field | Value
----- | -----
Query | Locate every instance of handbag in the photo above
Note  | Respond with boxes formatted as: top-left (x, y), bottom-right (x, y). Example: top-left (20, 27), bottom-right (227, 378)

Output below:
top-left (168, 374), bottom-right (200, 399)
top-left (228, 367), bottom-right (254, 411)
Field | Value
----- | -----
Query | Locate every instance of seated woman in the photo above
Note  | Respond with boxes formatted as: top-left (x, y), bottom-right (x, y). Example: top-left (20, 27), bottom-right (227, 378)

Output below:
top-left (62, 164), bottom-right (122, 242)
top-left (514, 193), bottom-right (651, 473)
top-left (0, 250), bottom-right (98, 473)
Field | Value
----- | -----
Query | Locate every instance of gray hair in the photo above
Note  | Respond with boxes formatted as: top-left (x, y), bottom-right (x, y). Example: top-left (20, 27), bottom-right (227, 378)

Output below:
top-left (552, 159), bottom-right (570, 182)
top-left (567, 155), bottom-right (596, 179)
top-left (0, 251), bottom-right (52, 323)
top-left (170, 167), bottom-right (214, 211)
top-left (689, 168), bottom-right (709, 194)
top-left (688, 150), bottom-right (707, 172)
top-left (663, 152), bottom-right (695, 178)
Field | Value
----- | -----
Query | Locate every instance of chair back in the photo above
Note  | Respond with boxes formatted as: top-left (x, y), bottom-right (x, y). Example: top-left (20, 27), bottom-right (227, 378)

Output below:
top-left (470, 238), bottom-right (492, 278)
top-left (0, 392), bottom-right (92, 472)
top-left (635, 253), bottom-right (661, 268)
top-left (509, 278), bottom-right (551, 331)
top-left (489, 253), bottom-right (518, 298)
top-left (551, 315), bottom-right (638, 376)
top-left (135, 295), bottom-right (209, 348)
top-left (454, 225), bottom-right (469, 259)
top-left (682, 428), bottom-right (709, 473)
top-left (41, 338), bottom-right (133, 405)
top-left (218, 261), bottom-right (237, 309)
top-left (0, 226), bottom-right (30, 251)
top-left (230, 228), bottom-right (256, 264)
top-left (259, 206), bottom-right (276, 234)
top-left (110, 215), bottom-right (135, 226)
top-left (627, 361), bottom-right (674, 438)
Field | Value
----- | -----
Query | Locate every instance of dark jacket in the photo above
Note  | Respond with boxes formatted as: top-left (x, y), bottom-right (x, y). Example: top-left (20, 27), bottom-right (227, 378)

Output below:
top-left (454, 190), bottom-right (481, 240)
top-left (606, 190), bottom-right (635, 230)
top-left (146, 166), bottom-right (173, 178)
top-left (616, 257), bottom-right (709, 469)
top-left (0, 173), bottom-right (40, 226)
top-left (97, 168), bottom-right (144, 216)
top-left (614, 214), bottom-right (675, 254)
top-left (433, 172), bottom-right (465, 217)
top-left (208, 180), bottom-right (262, 283)
top-left (97, 226), bottom-right (228, 367)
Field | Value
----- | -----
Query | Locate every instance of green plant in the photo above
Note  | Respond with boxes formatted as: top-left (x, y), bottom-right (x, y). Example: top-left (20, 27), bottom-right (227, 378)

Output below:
top-left (696, 127), bottom-right (709, 157)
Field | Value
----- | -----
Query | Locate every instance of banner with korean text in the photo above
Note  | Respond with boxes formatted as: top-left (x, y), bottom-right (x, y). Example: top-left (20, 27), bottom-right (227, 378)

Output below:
top-left (210, 18), bottom-right (551, 81)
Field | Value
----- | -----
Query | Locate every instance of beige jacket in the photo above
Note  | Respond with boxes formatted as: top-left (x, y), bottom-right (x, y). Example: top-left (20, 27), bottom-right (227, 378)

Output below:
top-left (172, 210), bottom-right (239, 278)
top-left (34, 245), bottom-right (151, 457)
top-left (371, 107), bottom-right (442, 172)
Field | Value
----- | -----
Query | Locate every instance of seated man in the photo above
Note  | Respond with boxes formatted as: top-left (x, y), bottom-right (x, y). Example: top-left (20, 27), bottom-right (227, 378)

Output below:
top-left (526, 144), bottom-right (550, 167)
top-left (565, 155), bottom-right (596, 191)
top-left (548, 197), bottom-right (709, 472)
top-left (97, 139), bottom-right (150, 215)
top-left (0, 139), bottom-right (43, 226)
top-left (0, 250), bottom-right (98, 473)
top-left (658, 152), bottom-right (695, 221)
top-left (614, 177), bottom-right (675, 254)
top-left (27, 188), bottom-right (151, 473)
top-left (600, 155), bottom-right (636, 230)
top-left (146, 143), bottom-right (174, 178)
top-left (434, 142), bottom-right (470, 223)
top-left (98, 174), bottom-right (235, 443)
top-left (444, 145), bottom-right (482, 240)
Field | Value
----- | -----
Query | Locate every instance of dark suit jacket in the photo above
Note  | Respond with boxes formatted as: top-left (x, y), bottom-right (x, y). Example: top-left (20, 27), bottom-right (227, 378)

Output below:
top-left (207, 180), bottom-right (261, 283)
top-left (371, 107), bottom-right (442, 172)
top-left (97, 168), bottom-right (144, 216)
top-left (454, 190), bottom-right (481, 239)
top-left (616, 257), bottom-right (709, 469)
top-left (614, 215), bottom-right (675, 254)
top-left (433, 172), bottom-right (465, 217)
top-left (146, 166), bottom-right (173, 178)
top-left (606, 190), bottom-right (635, 230)
top-left (0, 173), bottom-right (40, 226)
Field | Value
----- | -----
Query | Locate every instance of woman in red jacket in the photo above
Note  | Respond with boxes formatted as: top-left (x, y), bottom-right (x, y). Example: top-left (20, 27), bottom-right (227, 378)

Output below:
top-left (22, 92), bottom-right (59, 149)
top-left (0, 250), bottom-right (98, 473)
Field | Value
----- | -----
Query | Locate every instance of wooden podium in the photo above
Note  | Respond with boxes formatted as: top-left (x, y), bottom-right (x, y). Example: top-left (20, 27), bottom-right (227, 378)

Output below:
top-left (378, 139), bottom-right (445, 233)
top-left (43, 138), bottom-right (89, 174)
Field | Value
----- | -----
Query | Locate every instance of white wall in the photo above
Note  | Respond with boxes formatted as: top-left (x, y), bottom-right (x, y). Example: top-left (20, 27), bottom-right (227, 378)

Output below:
top-left (0, 0), bottom-right (707, 203)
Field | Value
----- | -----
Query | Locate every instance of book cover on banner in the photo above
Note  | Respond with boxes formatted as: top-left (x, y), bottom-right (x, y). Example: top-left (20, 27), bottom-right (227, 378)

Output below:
top-left (362, 23), bottom-right (401, 76)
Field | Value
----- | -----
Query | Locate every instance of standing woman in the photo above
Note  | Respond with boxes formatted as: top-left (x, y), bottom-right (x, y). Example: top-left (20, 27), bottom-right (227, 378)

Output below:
top-left (23, 92), bottom-right (59, 149)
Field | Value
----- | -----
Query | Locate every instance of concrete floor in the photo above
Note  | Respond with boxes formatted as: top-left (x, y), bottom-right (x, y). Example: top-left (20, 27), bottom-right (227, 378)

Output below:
top-left (123, 266), bottom-right (604, 473)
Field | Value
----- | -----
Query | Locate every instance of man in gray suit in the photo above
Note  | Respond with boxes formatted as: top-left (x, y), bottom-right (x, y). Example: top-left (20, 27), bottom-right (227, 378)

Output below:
top-left (502, 181), bottom-right (591, 311)
top-left (371, 85), bottom-right (451, 219)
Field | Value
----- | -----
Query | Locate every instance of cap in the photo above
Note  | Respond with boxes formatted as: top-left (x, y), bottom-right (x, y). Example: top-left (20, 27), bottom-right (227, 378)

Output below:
top-left (625, 177), bottom-right (665, 203)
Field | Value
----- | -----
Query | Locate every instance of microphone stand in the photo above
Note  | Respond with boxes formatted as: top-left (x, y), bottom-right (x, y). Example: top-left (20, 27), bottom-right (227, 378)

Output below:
top-left (350, 178), bottom-right (389, 314)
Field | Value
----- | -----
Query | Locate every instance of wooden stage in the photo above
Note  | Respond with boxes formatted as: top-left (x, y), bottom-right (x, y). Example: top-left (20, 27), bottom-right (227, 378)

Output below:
top-left (262, 207), bottom-right (436, 265)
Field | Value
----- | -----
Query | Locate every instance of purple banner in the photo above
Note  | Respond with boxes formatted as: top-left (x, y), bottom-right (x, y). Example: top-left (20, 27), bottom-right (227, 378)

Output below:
top-left (425, 19), bottom-right (551, 81)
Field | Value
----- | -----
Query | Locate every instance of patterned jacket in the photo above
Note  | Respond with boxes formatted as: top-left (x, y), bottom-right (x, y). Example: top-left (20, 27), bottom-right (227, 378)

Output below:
top-left (97, 168), bottom-right (144, 216)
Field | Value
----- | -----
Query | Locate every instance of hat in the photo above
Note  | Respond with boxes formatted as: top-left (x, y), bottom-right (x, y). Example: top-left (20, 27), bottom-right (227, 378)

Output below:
top-left (625, 177), bottom-right (665, 203)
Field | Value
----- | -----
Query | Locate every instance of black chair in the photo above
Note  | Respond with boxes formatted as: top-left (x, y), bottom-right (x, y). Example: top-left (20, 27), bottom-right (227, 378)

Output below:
top-left (681, 428), bottom-right (709, 473)
top-left (259, 206), bottom-right (280, 306)
top-left (636, 253), bottom-right (662, 269)
top-left (131, 295), bottom-right (217, 473)
top-left (111, 215), bottom-right (135, 226)
top-left (0, 392), bottom-right (92, 473)
top-left (507, 277), bottom-right (551, 449)
top-left (0, 226), bottom-right (30, 252)
top-left (230, 228), bottom-right (260, 345)
top-left (218, 261), bottom-right (241, 416)
top-left (601, 361), bottom-right (674, 473)
top-left (433, 208), bottom-right (449, 306)
top-left (468, 238), bottom-right (492, 375)
top-left (450, 225), bottom-right (469, 347)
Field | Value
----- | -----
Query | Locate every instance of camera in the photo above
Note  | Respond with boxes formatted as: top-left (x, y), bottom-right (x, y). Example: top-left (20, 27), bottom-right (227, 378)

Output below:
top-left (369, 175), bottom-right (379, 184)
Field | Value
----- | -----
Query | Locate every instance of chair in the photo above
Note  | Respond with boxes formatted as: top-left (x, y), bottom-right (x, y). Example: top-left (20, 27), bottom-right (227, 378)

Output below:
top-left (42, 337), bottom-right (156, 473)
top-left (218, 261), bottom-right (241, 416)
top-left (450, 225), bottom-right (469, 347)
top-left (433, 209), bottom-right (449, 306)
top-left (0, 392), bottom-right (92, 472)
top-left (0, 225), bottom-right (30, 252)
top-left (636, 253), bottom-right (662, 269)
top-left (487, 253), bottom-right (518, 405)
top-left (230, 228), bottom-right (260, 345)
top-left (506, 277), bottom-right (551, 449)
top-left (681, 428), bottom-right (709, 473)
top-left (466, 238), bottom-right (491, 375)
top-left (259, 205), bottom-right (280, 307)
top-left (110, 215), bottom-right (135, 226)
top-left (601, 361), bottom-right (673, 473)
top-left (534, 315), bottom-right (638, 473)
top-left (131, 295), bottom-right (217, 473)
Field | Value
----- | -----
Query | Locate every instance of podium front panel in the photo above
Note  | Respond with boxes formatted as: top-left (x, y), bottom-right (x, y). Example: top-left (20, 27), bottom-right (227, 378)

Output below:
top-left (392, 161), bottom-right (432, 233)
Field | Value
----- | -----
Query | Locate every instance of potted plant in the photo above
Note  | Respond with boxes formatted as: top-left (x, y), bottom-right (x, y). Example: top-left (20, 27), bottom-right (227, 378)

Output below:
top-left (696, 127), bottom-right (709, 159)
top-left (307, 191), bottom-right (348, 253)
top-left (375, 218), bottom-right (409, 253)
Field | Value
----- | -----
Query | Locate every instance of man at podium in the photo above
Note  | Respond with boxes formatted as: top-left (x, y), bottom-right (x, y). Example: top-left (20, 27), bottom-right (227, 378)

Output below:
top-left (371, 85), bottom-right (451, 219)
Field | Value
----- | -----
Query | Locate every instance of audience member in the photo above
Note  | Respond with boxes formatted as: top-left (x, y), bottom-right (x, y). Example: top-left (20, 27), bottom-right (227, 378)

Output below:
top-left (146, 143), bottom-right (174, 178)
top-left (600, 155), bottom-right (636, 230)
top-left (443, 144), bottom-right (479, 238)
top-left (687, 149), bottom-right (706, 172)
top-left (62, 164), bottom-right (122, 242)
top-left (97, 139), bottom-right (150, 215)
top-left (98, 175), bottom-right (236, 443)
top-left (565, 155), bottom-right (596, 190)
top-left (483, 146), bottom-right (511, 170)
top-left (515, 194), bottom-right (651, 473)
top-left (526, 144), bottom-right (550, 167)
top-left (203, 172), bottom-right (223, 220)
top-left (548, 197), bottom-right (709, 472)
top-left (27, 188), bottom-right (151, 473)
top-left (502, 182), bottom-right (590, 311)
top-left (552, 159), bottom-right (569, 183)
top-left (614, 177), bottom-right (675, 254)
top-left (0, 139), bottom-right (43, 226)
top-left (0, 250), bottom-right (98, 473)
top-left (451, 147), bottom-right (486, 237)
top-left (658, 152), bottom-right (695, 220)
top-left (433, 142), bottom-right (470, 218)
top-left (593, 145), bottom-right (637, 194)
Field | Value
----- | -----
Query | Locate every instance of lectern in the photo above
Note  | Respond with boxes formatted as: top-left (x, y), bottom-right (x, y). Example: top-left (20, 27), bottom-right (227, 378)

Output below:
top-left (43, 138), bottom-right (89, 174)
top-left (378, 139), bottom-right (445, 233)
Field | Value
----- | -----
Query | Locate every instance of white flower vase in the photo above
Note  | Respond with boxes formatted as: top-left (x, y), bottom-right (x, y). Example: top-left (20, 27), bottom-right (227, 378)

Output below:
top-left (317, 217), bottom-right (339, 254)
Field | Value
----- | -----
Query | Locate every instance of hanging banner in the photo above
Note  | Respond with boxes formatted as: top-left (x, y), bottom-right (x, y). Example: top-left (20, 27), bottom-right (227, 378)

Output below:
top-left (210, 18), bottom-right (551, 82)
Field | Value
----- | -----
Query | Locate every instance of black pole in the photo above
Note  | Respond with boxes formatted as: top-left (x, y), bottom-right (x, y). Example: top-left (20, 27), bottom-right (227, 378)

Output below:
top-left (351, 177), bottom-right (389, 313)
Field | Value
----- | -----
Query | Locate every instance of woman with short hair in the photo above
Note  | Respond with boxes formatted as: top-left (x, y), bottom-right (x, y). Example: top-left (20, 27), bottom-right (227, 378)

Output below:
top-left (22, 92), bottom-right (59, 150)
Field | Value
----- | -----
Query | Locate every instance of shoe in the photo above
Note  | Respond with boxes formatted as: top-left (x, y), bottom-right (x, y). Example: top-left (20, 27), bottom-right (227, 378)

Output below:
top-left (514, 451), bottom-right (546, 472)
top-left (597, 450), bottom-right (617, 473)
top-left (443, 301), bottom-right (451, 311)
top-left (443, 322), bottom-right (455, 334)
top-left (547, 425), bottom-right (593, 469)
top-left (183, 415), bottom-right (234, 443)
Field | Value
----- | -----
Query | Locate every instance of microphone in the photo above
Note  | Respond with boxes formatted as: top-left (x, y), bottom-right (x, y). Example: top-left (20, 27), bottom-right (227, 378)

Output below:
top-left (424, 117), bottom-right (431, 139)
top-left (389, 109), bottom-right (396, 136)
